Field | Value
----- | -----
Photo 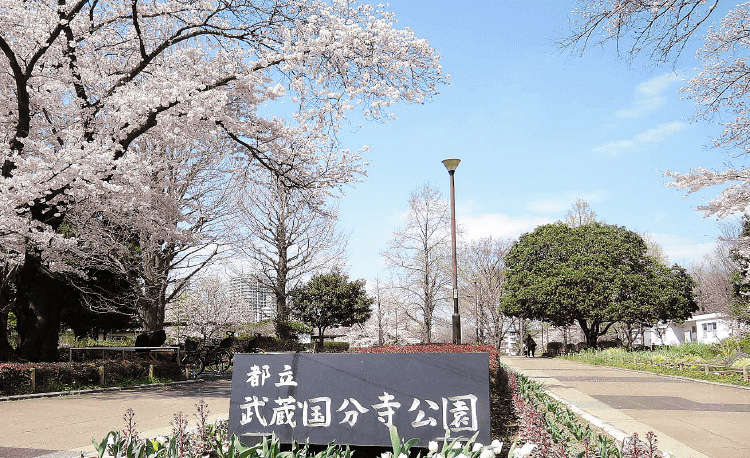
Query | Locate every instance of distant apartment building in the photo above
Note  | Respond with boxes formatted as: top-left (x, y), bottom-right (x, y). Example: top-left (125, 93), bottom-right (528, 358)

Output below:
top-left (229, 275), bottom-right (276, 322)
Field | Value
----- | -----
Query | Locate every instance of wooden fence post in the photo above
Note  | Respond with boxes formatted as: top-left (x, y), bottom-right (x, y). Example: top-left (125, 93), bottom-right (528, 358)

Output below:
top-left (29, 368), bottom-right (35, 393)
top-left (149, 364), bottom-right (154, 379)
top-left (743, 366), bottom-right (748, 381)
top-left (99, 365), bottom-right (105, 386)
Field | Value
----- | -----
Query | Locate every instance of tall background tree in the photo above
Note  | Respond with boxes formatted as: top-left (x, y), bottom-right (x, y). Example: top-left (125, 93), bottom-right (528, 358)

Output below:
top-left (166, 276), bottom-right (236, 343)
top-left (235, 172), bottom-right (348, 341)
top-left (0, 0), bottom-right (445, 360)
top-left (690, 218), bottom-right (743, 317)
top-left (382, 184), bottom-right (451, 343)
top-left (290, 271), bottom-right (373, 350)
top-left (502, 222), bottom-right (697, 348)
top-left (562, 198), bottom-right (599, 228)
top-left (459, 237), bottom-right (513, 348)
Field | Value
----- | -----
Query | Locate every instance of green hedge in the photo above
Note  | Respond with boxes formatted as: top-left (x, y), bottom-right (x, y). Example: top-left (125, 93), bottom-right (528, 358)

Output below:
top-left (0, 360), bottom-right (181, 396)
top-left (320, 341), bottom-right (350, 353)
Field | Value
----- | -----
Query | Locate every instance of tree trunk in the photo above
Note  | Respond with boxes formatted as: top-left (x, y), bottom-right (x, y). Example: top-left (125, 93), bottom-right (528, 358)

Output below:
top-left (140, 279), bottom-right (166, 332)
top-left (0, 268), bottom-right (15, 360)
top-left (623, 322), bottom-right (635, 349)
top-left (140, 297), bottom-right (165, 332)
top-left (275, 291), bottom-right (294, 342)
top-left (0, 309), bottom-right (13, 361)
top-left (14, 254), bottom-right (64, 362)
top-left (315, 328), bottom-right (326, 352)
top-left (424, 311), bottom-right (432, 343)
top-left (578, 319), bottom-right (600, 350)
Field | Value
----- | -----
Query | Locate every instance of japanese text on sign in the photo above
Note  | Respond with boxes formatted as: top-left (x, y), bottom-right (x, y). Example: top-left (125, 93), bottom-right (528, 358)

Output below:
top-left (240, 363), bottom-right (479, 432)
top-left (228, 353), bottom-right (490, 447)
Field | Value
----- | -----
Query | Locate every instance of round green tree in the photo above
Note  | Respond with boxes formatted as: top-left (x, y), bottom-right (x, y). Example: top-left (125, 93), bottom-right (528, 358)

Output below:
top-left (501, 223), bottom-right (697, 348)
top-left (290, 271), bottom-right (373, 350)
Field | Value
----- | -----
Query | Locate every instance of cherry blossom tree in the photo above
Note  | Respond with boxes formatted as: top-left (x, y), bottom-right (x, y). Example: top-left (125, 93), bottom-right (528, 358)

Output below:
top-left (562, 3), bottom-right (750, 215)
top-left (0, 0), bottom-right (446, 361)
top-left (562, 1), bottom-right (750, 302)
top-left (166, 276), bottom-right (239, 344)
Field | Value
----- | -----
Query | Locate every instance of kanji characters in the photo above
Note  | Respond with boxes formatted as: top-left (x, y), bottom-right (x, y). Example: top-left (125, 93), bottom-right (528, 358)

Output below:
top-left (337, 398), bottom-right (369, 427)
top-left (239, 396), bottom-right (269, 426)
top-left (269, 396), bottom-right (298, 427)
top-left (246, 364), bottom-right (271, 387)
top-left (371, 392), bottom-right (402, 426)
top-left (275, 365), bottom-right (298, 387)
top-left (302, 397), bottom-right (332, 427)
top-left (443, 394), bottom-right (479, 432)
top-left (409, 398), bottom-right (439, 428)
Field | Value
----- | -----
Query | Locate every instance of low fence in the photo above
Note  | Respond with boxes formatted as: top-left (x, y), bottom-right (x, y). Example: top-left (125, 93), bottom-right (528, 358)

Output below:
top-left (25, 364), bottom-right (161, 392)
top-left (67, 346), bottom-right (180, 363)
top-left (655, 360), bottom-right (750, 381)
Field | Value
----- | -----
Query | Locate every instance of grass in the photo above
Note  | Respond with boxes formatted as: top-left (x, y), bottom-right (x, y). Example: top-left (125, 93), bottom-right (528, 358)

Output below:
top-left (563, 340), bottom-right (750, 388)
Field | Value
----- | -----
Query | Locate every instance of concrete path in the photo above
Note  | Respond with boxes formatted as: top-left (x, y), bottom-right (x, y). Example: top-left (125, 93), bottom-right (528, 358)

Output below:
top-left (0, 378), bottom-right (232, 458)
top-left (501, 356), bottom-right (750, 458)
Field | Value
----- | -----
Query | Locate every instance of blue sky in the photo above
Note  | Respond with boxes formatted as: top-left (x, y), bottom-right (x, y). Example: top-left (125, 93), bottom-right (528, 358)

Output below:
top-left (334, 0), bottom-right (736, 285)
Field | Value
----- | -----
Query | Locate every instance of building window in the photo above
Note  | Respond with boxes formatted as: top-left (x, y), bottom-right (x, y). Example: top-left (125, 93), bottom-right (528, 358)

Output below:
top-left (702, 322), bottom-right (717, 337)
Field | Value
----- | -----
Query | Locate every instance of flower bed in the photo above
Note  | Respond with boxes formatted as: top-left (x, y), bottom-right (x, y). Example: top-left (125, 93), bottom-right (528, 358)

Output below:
top-left (91, 399), bottom-right (507, 458)
top-left (354, 343), bottom-right (502, 371)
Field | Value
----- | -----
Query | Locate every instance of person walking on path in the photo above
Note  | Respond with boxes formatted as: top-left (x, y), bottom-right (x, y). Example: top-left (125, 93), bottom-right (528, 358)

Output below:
top-left (524, 334), bottom-right (536, 357)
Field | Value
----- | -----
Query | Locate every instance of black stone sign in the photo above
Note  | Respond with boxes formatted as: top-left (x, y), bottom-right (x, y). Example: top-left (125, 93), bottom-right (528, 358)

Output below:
top-left (228, 352), bottom-right (490, 447)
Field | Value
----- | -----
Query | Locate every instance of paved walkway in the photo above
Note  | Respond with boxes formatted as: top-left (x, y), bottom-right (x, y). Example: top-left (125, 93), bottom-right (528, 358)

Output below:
top-left (501, 356), bottom-right (750, 458)
top-left (0, 379), bottom-right (232, 458)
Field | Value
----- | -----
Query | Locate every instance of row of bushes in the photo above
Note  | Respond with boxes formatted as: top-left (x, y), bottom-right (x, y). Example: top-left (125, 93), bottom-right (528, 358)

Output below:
top-left (0, 360), bottom-right (181, 396)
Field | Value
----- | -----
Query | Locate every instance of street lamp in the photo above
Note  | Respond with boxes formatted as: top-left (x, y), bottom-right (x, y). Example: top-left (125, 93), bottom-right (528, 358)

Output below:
top-left (442, 157), bottom-right (461, 344)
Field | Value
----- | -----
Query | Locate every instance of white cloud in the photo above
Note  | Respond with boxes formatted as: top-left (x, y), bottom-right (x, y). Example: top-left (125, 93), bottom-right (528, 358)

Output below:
top-left (650, 233), bottom-right (716, 266)
top-left (592, 121), bottom-right (686, 156)
top-left (637, 73), bottom-right (682, 96)
top-left (527, 191), bottom-right (608, 215)
top-left (591, 139), bottom-right (636, 156)
top-left (462, 213), bottom-right (553, 240)
top-left (634, 121), bottom-right (686, 143)
top-left (616, 73), bottom-right (681, 119)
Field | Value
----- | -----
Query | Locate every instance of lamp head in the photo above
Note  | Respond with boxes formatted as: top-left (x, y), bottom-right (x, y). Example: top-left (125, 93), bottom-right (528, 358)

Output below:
top-left (442, 158), bottom-right (461, 172)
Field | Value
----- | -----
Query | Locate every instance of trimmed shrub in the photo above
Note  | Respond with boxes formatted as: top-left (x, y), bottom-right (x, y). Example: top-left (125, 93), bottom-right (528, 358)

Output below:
top-left (0, 360), bottom-right (181, 396)
top-left (546, 341), bottom-right (563, 355)
top-left (320, 341), bottom-right (349, 353)
top-left (597, 338), bottom-right (622, 349)
top-left (234, 335), bottom-right (304, 353)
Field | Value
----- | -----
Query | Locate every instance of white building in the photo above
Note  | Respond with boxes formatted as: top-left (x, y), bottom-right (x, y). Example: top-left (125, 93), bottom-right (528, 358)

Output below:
top-left (229, 275), bottom-right (276, 322)
top-left (643, 313), bottom-right (734, 346)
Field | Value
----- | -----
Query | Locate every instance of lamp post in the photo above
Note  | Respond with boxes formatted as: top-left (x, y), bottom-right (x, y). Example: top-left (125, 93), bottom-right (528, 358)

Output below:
top-left (442, 157), bottom-right (461, 344)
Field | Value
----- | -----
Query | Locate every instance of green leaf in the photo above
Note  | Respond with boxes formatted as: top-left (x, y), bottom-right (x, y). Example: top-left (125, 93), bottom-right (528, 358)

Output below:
top-left (389, 425), bottom-right (402, 457)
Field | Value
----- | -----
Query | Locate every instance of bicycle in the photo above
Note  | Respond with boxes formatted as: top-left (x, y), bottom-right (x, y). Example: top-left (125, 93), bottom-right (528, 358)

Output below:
top-left (180, 337), bottom-right (205, 378)
top-left (203, 331), bottom-right (234, 373)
